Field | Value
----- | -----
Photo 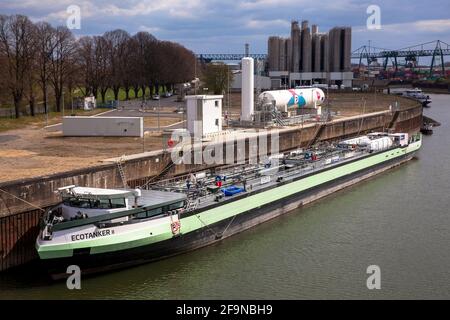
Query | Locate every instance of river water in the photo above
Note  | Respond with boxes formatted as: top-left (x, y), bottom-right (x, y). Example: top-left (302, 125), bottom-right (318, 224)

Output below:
top-left (1, 94), bottom-right (449, 299)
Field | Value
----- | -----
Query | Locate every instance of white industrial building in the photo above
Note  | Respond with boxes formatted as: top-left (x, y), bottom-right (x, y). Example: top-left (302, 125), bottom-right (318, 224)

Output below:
top-left (63, 117), bottom-right (144, 137)
top-left (232, 73), bottom-right (271, 91)
top-left (186, 95), bottom-right (223, 137)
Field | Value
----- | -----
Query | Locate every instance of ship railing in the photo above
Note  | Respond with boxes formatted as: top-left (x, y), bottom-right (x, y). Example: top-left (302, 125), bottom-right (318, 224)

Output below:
top-left (151, 163), bottom-right (260, 189)
top-left (276, 150), bottom-right (369, 181)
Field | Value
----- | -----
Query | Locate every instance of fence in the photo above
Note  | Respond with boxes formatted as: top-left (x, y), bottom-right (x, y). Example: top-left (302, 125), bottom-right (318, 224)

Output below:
top-left (0, 208), bottom-right (45, 271)
top-left (0, 103), bottom-right (48, 118)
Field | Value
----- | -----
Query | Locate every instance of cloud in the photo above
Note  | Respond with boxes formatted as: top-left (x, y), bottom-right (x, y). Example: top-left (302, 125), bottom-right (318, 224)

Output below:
top-left (413, 19), bottom-right (450, 33)
top-left (138, 25), bottom-right (161, 33)
top-left (100, 0), bottom-right (203, 18)
top-left (0, 0), bottom-right (449, 53)
top-left (354, 19), bottom-right (450, 35)
top-left (246, 19), bottom-right (290, 29)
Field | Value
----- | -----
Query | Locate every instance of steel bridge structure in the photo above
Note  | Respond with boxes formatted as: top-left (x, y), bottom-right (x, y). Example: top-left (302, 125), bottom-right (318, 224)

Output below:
top-left (352, 40), bottom-right (450, 77)
top-left (196, 40), bottom-right (450, 78)
top-left (196, 53), bottom-right (267, 62)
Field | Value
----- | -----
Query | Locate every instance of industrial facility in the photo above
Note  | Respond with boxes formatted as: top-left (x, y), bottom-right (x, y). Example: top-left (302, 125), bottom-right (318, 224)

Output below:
top-left (267, 20), bottom-right (352, 88)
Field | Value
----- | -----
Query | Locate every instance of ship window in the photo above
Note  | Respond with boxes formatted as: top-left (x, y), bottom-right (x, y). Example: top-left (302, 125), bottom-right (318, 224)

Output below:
top-left (133, 207), bottom-right (163, 220)
top-left (111, 198), bottom-right (126, 208)
top-left (168, 201), bottom-right (184, 210)
top-left (134, 212), bottom-right (148, 219)
top-left (91, 199), bottom-right (112, 209)
top-left (63, 197), bottom-right (92, 208)
top-left (147, 207), bottom-right (163, 217)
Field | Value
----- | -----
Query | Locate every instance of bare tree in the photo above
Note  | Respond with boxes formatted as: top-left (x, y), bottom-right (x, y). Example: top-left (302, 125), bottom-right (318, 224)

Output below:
top-left (24, 24), bottom-right (39, 116)
top-left (155, 41), bottom-right (196, 92)
top-left (131, 32), bottom-right (157, 100)
top-left (0, 14), bottom-right (200, 116)
top-left (35, 21), bottom-right (56, 115)
top-left (204, 62), bottom-right (233, 95)
top-left (0, 15), bottom-right (35, 118)
top-left (78, 36), bottom-right (95, 97)
top-left (94, 36), bottom-right (112, 103)
top-left (48, 26), bottom-right (77, 112)
top-left (103, 29), bottom-right (130, 101)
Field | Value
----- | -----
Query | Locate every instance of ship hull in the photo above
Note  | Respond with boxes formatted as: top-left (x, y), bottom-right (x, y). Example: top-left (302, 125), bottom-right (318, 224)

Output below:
top-left (40, 146), bottom-right (419, 280)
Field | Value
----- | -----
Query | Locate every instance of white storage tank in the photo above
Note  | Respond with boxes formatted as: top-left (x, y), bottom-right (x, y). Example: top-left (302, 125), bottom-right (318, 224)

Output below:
top-left (369, 137), bottom-right (393, 152)
top-left (258, 88), bottom-right (325, 112)
top-left (241, 57), bottom-right (254, 121)
top-left (340, 136), bottom-right (371, 146)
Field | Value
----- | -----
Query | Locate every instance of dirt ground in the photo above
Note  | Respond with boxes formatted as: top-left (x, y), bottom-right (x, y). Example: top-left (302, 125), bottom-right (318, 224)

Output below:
top-left (0, 92), bottom-right (418, 183)
top-left (0, 126), bottom-right (168, 182)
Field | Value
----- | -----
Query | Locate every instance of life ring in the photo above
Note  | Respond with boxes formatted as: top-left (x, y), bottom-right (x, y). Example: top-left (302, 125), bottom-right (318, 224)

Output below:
top-left (171, 221), bottom-right (181, 234)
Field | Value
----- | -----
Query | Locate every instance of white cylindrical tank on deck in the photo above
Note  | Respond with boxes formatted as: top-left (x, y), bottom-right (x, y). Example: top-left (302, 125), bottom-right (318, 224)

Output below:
top-left (241, 57), bottom-right (254, 121)
top-left (369, 137), bottom-right (393, 152)
top-left (258, 88), bottom-right (325, 112)
top-left (340, 136), bottom-right (372, 146)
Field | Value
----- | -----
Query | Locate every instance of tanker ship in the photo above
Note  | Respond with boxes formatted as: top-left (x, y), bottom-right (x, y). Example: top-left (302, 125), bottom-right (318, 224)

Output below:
top-left (36, 132), bottom-right (422, 279)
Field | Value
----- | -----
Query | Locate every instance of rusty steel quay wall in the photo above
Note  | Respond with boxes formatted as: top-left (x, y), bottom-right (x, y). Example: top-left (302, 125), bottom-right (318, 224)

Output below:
top-left (0, 104), bottom-right (422, 271)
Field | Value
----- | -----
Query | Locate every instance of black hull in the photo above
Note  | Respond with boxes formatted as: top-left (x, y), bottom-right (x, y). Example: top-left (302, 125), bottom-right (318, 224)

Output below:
top-left (42, 152), bottom-right (414, 280)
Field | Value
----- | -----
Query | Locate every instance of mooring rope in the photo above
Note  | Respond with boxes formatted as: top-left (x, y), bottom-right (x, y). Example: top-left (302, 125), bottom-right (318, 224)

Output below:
top-left (220, 214), bottom-right (238, 238)
top-left (0, 188), bottom-right (46, 213)
top-left (196, 213), bottom-right (238, 240)
top-left (196, 215), bottom-right (222, 239)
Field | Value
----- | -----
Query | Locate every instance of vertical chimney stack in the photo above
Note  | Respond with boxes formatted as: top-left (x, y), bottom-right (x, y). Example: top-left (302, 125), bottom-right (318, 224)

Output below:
top-left (241, 57), bottom-right (254, 121)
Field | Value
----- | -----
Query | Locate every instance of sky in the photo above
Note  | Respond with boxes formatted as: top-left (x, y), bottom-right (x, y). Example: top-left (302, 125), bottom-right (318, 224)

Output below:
top-left (1, 0), bottom-right (450, 55)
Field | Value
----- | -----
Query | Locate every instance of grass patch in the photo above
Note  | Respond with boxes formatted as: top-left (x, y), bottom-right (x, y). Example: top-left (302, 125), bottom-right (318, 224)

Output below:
top-left (0, 108), bottom-right (110, 133)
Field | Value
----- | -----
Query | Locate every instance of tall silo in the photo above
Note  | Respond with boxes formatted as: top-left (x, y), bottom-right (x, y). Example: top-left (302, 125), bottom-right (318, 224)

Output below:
top-left (291, 21), bottom-right (301, 72)
top-left (268, 36), bottom-right (280, 71)
top-left (312, 26), bottom-right (321, 73)
top-left (329, 27), bottom-right (341, 72)
top-left (286, 38), bottom-right (292, 72)
top-left (301, 21), bottom-right (312, 72)
top-left (279, 38), bottom-right (287, 71)
top-left (320, 34), bottom-right (330, 72)
top-left (343, 27), bottom-right (352, 72)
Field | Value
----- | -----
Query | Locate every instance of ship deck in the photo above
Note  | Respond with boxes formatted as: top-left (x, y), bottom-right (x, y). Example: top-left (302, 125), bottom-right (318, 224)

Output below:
top-left (149, 147), bottom-right (379, 211)
top-left (132, 190), bottom-right (187, 208)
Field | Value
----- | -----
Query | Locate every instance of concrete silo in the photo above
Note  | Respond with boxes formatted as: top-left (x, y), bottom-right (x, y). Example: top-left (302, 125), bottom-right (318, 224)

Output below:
top-left (342, 27), bottom-right (352, 72)
top-left (279, 38), bottom-right (287, 72)
top-left (291, 21), bottom-right (301, 73)
top-left (301, 21), bottom-right (312, 73)
top-left (268, 36), bottom-right (280, 71)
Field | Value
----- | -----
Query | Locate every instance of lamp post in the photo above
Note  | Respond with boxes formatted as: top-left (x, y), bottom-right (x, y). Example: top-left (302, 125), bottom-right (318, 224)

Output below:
top-left (45, 89), bottom-right (48, 127)
top-left (158, 97), bottom-right (160, 131)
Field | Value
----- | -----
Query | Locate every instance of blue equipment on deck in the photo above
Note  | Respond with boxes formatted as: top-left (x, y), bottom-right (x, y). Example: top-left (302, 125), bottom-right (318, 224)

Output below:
top-left (222, 186), bottom-right (244, 197)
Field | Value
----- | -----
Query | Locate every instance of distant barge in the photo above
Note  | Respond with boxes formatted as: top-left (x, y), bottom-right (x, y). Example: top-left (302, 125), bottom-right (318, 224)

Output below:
top-left (393, 88), bottom-right (432, 107)
top-left (36, 132), bottom-right (422, 279)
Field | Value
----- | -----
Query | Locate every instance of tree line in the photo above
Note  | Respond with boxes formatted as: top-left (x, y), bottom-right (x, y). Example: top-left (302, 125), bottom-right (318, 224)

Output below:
top-left (0, 14), bottom-right (196, 118)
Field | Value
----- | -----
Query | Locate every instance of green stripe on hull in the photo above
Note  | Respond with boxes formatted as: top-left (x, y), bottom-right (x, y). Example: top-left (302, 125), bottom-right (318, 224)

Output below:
top-left (37, 140), bottom-right (421, 259)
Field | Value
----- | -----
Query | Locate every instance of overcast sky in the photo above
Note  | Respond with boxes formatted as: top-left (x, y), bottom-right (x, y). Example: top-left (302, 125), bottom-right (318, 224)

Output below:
top-left (1, 0), bottom-right (449, 54)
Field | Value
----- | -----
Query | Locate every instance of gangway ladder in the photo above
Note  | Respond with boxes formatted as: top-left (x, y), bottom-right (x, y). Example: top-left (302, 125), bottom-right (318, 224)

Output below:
top-left (140, 159), bottom-right (176, 190)
top-left (116, 156), bottom-right (129, 189)
top-left (184, 198), bottom-right (199, 213)
top-left (387, 111), bottom-right (401, 132)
